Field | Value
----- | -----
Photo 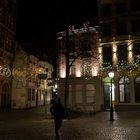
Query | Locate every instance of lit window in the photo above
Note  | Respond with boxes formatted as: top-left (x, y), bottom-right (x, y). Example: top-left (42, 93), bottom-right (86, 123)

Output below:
top-left (135, 76), bottom-right (140, 103)
top-left (119, 76), bottom-right (130, 103)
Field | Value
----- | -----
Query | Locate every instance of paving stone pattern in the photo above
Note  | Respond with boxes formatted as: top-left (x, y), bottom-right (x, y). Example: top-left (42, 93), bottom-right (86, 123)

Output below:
top-left (0, 110), bottom-right (140, 140)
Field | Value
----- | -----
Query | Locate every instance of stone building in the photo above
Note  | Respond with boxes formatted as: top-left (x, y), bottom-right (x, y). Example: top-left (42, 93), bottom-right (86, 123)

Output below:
top-left (57, 25), bottom-right (100, 112)
top-left (0, 0), bottom-right (17, 109)
top-left (97, 0), bottom-right (140, 111)
top-left (57, 0), bottom-right (140, 112)
top-left (11, 43), bottom-right (53, 109)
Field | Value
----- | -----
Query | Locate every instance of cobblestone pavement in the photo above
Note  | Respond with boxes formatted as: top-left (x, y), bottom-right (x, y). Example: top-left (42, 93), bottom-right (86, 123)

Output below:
top-left (0, 110), bottom-right (140, 140)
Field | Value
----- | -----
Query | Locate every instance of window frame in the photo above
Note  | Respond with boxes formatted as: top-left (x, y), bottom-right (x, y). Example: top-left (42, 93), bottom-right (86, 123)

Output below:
top-left (134, 76), bottom-right (140, 103)
top-left (118, 76), bottom-right (130, 103)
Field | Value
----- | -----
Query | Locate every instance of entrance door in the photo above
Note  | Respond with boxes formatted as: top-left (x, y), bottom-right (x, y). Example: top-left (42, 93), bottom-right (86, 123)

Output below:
top-left (104, 85), bottom-right (110, 110)
top-left (36, 91), bottom-right (38, 106)
top-left (103, 77), bottom-right (115, 111)
top-left (1, 84), bottom-right (10, 109)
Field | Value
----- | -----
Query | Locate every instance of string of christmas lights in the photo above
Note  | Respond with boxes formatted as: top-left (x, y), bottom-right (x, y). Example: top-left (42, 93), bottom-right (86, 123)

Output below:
top-left (99, 55), bottom-right (140, 78)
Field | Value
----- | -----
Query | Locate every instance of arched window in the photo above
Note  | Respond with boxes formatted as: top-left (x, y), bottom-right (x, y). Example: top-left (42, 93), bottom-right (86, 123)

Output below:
top-left (119, 76), bottom-right (130, 103)
top-left (135, 76), bottom-right (140, 103)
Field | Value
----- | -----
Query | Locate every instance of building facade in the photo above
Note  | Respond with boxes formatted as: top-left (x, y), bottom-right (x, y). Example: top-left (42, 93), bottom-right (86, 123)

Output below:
top-left (12, 43), bottom-right (54, 109)
top-left (57, 25), bottom-right (101, 112)
top-left (57, 0), bottom-right (140, 112)
top-left (0, 0), bottom-right (17, 109)
top-left (98, 0), bottom-right (140, 111)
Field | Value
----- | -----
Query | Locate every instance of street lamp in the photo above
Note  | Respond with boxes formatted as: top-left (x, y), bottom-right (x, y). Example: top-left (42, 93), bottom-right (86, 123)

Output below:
top-left (108, 71), bottom-right (114, 121)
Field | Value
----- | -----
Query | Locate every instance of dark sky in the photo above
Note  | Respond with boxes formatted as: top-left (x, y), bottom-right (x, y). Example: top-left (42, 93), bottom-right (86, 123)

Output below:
top-left (16, 0), bottom-right (98, 59)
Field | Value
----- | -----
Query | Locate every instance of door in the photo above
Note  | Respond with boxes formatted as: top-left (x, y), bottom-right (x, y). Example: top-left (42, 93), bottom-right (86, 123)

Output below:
top-left (103, 77), bottom-right (115, 111)
top-left (1, 84), bottom-right (10, 109)
top-left (103, 85), bottom-right (110, 110)
top-left (36, 91), bottom-right (38, 106)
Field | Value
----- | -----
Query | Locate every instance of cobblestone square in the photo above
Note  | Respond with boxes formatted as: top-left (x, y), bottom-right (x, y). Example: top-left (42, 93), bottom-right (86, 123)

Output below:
top-left (0, 110), bottom-right (140, 140)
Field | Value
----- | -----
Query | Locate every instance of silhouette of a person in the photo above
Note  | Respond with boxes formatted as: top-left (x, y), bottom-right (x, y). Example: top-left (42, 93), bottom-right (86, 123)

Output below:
top-left (50, 97), bottom-right (65, 139)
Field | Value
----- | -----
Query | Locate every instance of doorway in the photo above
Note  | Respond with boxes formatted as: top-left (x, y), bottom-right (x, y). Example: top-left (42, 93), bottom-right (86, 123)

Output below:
top-left (103, 77), bottom-right (115, 110)
top-left (1, 84), bottom-right (11, 109)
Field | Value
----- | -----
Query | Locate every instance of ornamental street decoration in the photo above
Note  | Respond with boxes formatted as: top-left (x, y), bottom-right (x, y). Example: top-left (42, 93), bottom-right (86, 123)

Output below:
top-left (12, 68), bottom-right (32, 81)
top-left (0, 65), bottom-right (11, 77)
top-left (99, 56), bottom-right (140, 78)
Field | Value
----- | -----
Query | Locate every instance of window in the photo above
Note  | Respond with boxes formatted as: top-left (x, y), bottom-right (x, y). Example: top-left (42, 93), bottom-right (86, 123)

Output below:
top-left (28, 88), bottom-right (31, 101)
top-left (28, 88), bottom-right (36, 101)
top-left (102, 5), bottom-right (111, 17)
top-left (69, 41), bottom-right (75, 53)
top-left (32, 89), bottom-right (35, 101)
top-left (100, 23), bottom-right (112, 37)
top-left (135, 76), bottom-right (140, 103)
top-left (102, 45), bottom-right (112, 65)
top-left (133, 43), bottom-right (140, 64)
top-left (119, 76), bottom-right (130, 103)
top-left (116, 3), bottom-right (126, 14)
top-left (86, 84), bottom-right (95, 103)
top-left (118, 44), bottom-right (127, 64)
top-left (81, 39), bottom-right (91, 58)
top-left (75, 85), bottom-right (83, 103)
top-left (116, 18), bottom-right (127, 35)
top-left (131, 17), bottom-right (140, 33)
top-left (69, 59), bottom-right (75, 76)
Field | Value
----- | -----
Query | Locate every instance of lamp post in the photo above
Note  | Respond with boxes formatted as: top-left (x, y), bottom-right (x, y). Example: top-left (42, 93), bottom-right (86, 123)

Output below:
top-left (108, 71), bottom-right (114, 121)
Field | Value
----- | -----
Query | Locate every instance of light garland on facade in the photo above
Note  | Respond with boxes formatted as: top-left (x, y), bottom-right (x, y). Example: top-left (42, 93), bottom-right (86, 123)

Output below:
top-left (0, 65), bottom-right (11, 77)
top-left (12, 68), bottom-right (32, 81)
top-left (81, 58), bottom-right (92, 79)
top-left (99, 55), bottom-right (140, 78)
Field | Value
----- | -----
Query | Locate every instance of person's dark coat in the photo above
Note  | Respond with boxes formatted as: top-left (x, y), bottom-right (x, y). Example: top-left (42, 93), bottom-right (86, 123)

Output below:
top-left (50, 102), bottom-right (65, 118)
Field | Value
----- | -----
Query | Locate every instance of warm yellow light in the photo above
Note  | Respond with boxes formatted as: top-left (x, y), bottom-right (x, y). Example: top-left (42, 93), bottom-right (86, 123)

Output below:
top-left (38, 68), bottom-right (42, 73)
top-left (98, 47), bottom-right (102, 54)
top-left (76, 70), bottom-right (81, 77)
top-left (128, 43), bottom-right (132, 51)
top-left (59, 55), bottom-right (66, 78)
top-left (75, 58), bottom-right (81, 77)
top-left (127, 40), bottom-right (133, 63)
top-left (99, 55), bottom-right (103, 64)
top-left (60, 68), bottom-right (66, 78)
top-left (113, 53), bottom-right (117, 64)
top-left (92, 66), bottom-right (98, 76)
top-left (112, 43), bottom-right (117, 53)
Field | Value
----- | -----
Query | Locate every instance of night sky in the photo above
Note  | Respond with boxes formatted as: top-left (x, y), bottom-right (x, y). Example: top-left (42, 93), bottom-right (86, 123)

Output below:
top-left (16, 0), bottom-right (98, 61)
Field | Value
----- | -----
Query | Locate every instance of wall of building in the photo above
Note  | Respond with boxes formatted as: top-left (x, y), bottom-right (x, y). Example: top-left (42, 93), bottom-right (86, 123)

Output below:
top-left (0, 0), bottom-right (16, 109)
top-left (58, 77), bottom-right (103, 112)
top-left (12, 44), bottom-right (54, 109)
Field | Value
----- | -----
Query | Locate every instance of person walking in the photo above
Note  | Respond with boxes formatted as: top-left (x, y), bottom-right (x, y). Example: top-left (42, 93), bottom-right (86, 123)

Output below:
top-left (50, 97), bottom-right (65, 139)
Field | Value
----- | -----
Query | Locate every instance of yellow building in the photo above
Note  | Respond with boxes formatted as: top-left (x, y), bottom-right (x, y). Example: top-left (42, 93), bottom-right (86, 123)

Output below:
top-left (12, 43), bottom-right (53, 109)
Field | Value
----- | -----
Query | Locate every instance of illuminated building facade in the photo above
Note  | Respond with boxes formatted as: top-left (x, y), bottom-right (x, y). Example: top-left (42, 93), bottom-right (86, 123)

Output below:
top-left (0, 0), bottom-right (17, 109)
top-left (98, 0), bottom-right (140, 111)
top-left (12, 43), bottom-right (53, 109)
top-left (57, 0), bottom-right (140, 112)
top-left (57, 25), bottom-right (101, 112)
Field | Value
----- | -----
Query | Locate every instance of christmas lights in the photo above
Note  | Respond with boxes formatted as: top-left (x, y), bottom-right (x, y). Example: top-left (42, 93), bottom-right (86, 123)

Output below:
top-left (99, 55), bottom-right (140, 78)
